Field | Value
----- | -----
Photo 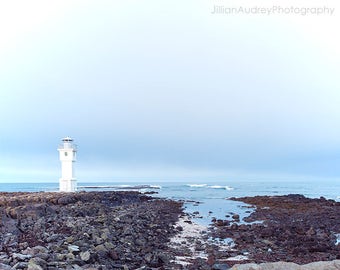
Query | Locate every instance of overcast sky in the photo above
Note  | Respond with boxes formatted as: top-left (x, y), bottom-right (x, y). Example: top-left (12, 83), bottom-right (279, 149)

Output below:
top-left (0, 0), bottom-right (339, 182)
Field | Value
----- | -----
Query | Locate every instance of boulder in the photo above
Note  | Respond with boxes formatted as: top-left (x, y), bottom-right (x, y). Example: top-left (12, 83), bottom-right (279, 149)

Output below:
top-left (12, 253), bottom-right (32, 261)
top-left (230, 260), bottom-right (340, 270)
top-left (301, 260), bottom-right (340, 270)
top-left (12, 262), bottom-right (28, 269)
top-left (0, 263), bottom-right (11, 270)
top-left (212, 263), bottom-right (230, 270)
top-left (68, 245), bottom-right (80, 253)
top-left (80, 251), bottom-right (91, 262)
top-left (31, 245), bottom-right (49, 255)
top-left (27, 257), bottom-right (47, 270)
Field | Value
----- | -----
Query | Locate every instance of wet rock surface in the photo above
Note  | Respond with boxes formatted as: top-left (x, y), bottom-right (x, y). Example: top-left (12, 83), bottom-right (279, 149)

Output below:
top-left (230, 260), bottom-right (340, 270)
top-left (211, 194), bottom-right (340, 266)
top-left (0, 191), bottom-right (182, 269)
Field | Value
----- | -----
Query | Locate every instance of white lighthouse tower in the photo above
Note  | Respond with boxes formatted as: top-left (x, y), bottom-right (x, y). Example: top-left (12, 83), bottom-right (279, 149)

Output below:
top-left (58, 137), bottom-right (77, 192)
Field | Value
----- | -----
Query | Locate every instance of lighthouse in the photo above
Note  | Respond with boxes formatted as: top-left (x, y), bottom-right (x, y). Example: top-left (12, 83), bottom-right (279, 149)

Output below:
top-left (58, 137), bottom-right (77, 192)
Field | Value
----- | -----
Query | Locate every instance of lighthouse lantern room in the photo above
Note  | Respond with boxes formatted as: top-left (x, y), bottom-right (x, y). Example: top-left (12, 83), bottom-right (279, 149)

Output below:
top-left (58, 137), bottom-right (77, 192)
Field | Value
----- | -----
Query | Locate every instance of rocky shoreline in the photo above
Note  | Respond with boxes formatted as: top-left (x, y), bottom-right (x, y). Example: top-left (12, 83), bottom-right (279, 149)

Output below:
top-left (0, 191), bottom-right (182, 269)
top-left (207, 194), bottom-right (340, 268)
top-left (1, 192), bottom-right (339, 269)
top-left (166, 195), bottom-right (340, 269)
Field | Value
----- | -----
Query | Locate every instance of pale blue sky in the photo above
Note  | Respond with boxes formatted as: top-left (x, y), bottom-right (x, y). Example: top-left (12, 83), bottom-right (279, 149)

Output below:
top-left (0, 0), bottom-right (339, 182)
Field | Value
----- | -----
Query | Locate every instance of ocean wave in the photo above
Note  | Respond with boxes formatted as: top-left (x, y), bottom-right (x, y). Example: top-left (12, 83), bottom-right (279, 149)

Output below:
top-left (209, 185), bottom-right (234, 191)
top-left (186, 184), bottom-right (208, 188)
top-left (116, 185), bottom-right (161, 190)
top-left (186, 184), bottom-right (234, 191)
top-left (149, 185), bottom-right (162, 189)
top-left (79, 185), bottom-right (115, 189)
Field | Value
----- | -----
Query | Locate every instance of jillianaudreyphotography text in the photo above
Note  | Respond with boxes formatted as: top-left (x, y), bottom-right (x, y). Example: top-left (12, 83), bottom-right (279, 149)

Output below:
top-left (211, 5), bottom-right (335, 16)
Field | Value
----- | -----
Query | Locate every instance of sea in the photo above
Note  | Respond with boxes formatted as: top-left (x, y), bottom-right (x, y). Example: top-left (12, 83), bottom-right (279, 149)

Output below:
top-left (1, 180), bottom-right (339, 226)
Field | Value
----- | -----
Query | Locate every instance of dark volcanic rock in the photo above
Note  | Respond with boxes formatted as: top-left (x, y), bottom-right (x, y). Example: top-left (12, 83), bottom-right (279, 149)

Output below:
top-left (3, 192), bottom-right (339, 269)
top-left (0, 191), bottom-right (183, 269)
top-left (211, 194), bottom-right (340, 265)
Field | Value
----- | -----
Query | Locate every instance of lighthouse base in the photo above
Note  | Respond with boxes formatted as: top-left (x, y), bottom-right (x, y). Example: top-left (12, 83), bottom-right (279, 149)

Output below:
top-left (59, 178), bottom-right (77, 192)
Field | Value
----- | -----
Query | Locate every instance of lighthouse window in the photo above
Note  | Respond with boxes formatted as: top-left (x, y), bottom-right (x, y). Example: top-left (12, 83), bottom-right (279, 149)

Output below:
top-left (65, 152), bottom-right (68, 156)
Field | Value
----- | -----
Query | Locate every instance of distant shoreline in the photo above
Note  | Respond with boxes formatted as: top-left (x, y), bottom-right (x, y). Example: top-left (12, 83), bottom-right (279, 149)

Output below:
top-left (78, 184), bottom-right (161, 190)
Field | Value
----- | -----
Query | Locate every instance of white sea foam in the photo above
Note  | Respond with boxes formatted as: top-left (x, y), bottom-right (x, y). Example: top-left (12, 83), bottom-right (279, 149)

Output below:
top-left (150, 185), bottom-right (162, 189)
top-left (335, 233), bottom-right (340, 245)
top-left (187, 184), bottom-right (208, 188)
top-left (226, 255), bottom-right (249, 261)
top-left (186, 184), bottom-right (234, 190)
top-left (209, 185), bottom-right (234, 191)
top-left (170, 216), bottom-right (232, 266)
top-left (79, 185), bottom-right (116, 189)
